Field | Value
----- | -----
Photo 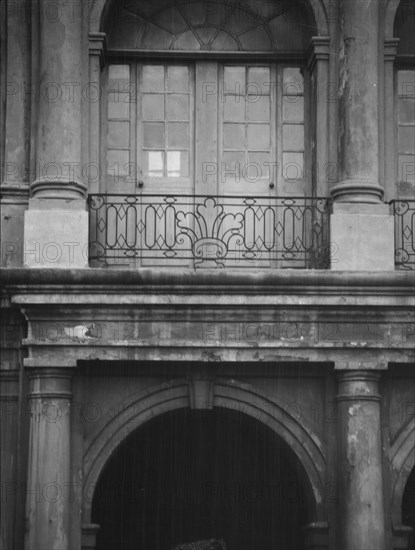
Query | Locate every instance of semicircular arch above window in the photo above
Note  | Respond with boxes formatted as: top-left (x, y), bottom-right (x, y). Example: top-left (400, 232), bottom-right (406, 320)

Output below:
top-left (106, 0), bottom-right (316, 52)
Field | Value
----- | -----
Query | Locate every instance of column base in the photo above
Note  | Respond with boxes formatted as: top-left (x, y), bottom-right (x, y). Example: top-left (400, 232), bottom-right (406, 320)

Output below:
top-left (330, 203), bottom-right (395, 270)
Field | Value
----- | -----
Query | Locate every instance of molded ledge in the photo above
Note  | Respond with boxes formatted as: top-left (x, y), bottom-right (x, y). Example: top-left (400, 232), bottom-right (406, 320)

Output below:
top-left (1, 267), bottom-right (413, 293)
top-left (331, 181), bottom-right (384, 203)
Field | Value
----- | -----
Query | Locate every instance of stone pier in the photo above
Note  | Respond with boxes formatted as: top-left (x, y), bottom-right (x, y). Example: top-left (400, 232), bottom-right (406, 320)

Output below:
top-left (23, 0), bottom-right (88, 268)
top-left (336, 371), bottom-right (386, 550)
top-left (330, 0), bottom-right (395, 270)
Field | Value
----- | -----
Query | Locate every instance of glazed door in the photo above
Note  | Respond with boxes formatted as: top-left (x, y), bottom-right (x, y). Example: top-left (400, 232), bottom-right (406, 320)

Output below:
top-left (103, 63), bottom-right (195, 267)
top-left (216, 64), bottom-right (277, 268)
top-left (100, 62), bottom-right (307, 268)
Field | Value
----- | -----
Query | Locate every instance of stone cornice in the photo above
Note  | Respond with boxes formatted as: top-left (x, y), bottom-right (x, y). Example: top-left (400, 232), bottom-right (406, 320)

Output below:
top-left (1, 268), bottom-right (414, 298)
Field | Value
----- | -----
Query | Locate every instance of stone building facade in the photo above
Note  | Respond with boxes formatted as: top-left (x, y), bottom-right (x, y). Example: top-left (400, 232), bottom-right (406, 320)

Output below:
top-left (0, 0), bottom-right (414, 549)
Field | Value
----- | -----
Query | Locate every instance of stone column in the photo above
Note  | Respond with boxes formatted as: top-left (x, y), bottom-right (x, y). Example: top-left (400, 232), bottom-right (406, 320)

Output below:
top-left (330, 0), bottom-right (395, 270)
top-left (24, 0), bottom-right (88, 268)
top-left (1, 0), bottom-right (31, 267)
top-left (336, 371), bottom-right (386, 550)
top-left (0, 371), bottom-right (19, 550)
top-left (24, 367), bottom-right (75, 550)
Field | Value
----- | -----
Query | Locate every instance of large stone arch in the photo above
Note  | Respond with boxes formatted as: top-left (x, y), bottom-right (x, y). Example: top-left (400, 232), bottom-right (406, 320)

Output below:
top-left (82, 378), bottom-right (327, 524)
top-left (88, 0), bottom-right (329, 36)
top-left (390, 417), bottom-right (415, 524)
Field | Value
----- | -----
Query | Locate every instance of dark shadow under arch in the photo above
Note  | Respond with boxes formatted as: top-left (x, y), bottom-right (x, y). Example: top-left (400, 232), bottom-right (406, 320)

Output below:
top-left (394, 0), bottom-right (415, 55)
top-left (92, 407), bottom-right (315, 550)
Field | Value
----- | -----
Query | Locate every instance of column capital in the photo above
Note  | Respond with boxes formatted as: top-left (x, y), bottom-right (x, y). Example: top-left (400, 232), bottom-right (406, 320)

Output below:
top-left (306, 36), bottom-right (330, 73)
top-left (336, 370), bottom-right (382, 402)
top-left (384, 38), bottom-right (400, 61)
top-left (26, 366), bottom-right (76, 400)
top-left (89, 32), bottom-right (107, 70)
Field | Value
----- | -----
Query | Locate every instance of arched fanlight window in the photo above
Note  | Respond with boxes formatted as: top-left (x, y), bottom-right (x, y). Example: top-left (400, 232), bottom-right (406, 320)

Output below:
top-left (106, 0), bottom-right (315, 52)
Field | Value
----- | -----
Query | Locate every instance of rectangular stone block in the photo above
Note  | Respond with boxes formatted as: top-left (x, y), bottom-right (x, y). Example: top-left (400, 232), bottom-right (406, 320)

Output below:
top-left (330, 203), bottom-right (395, 270)
top-left (24, 209), bottom-right (89, 268)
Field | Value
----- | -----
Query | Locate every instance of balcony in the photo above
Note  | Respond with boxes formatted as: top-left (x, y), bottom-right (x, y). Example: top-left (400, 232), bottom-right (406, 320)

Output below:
top-left (88, 194), bottom-right (331, 269)
top-left (391, 200), bottom-right (415, 271)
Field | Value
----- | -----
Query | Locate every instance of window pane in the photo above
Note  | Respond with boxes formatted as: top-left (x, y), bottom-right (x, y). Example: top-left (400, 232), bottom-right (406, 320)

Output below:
top-left (223, 123), bottom-right (245, 149)
top-left (283, 124), bottom-right (304, 150)
top-left (282, 152), bottom-right (304, 180)
top-left (283, 68), bottom-right (304, 95)
top-left (167, 122), bottom-right (189, 148)
top-left (248, 96), bottom-right (270, 121)
top-left (143, 122), bottom-right (165, 148)
top-left (248, 67), bottom-right (270, 95)
top-left (221, 151), bottom-right (246, 183)
top-left (283, 97), bottom-right (304, 122)
top-left (398, 70), bottom-right (415, 98)
top-left (399, 126), bottom-right (415, 153)
top-left (143, 94), bottom-right (165, 120)
top-left (167, 66), bottom-right (189, 92)
top-left (166, 151), bottom-right (181, 177)
top-left (247, 123), bottom-right (270, 150)
top-left (108, 65), bottom-right (130, 89)
top-left (224, 96), bottom-right (245, 121)
top-left (399, 98), bottom-right (415, 123)
top-left (107, 149), bottom-right (129, 176)
top-left (142, 66), bottom-right (164, 92)
top-left (108, 94), bottom-right (130, 119)
top-left (167, 151), bottom-right (189, 177)
top-left (146, 151), bottom-right (164, 177)
top-left (398, 154), bottom-right (415, 182)
top-left (107, 121), bottom-right (130, 148)
top-left (224, 67), bottom-right (245, 93)
top-left (166, 94), bottom-right (189, 121)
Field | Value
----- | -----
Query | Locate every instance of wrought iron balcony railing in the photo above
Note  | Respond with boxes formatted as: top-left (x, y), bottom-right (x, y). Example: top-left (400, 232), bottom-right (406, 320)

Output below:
top-left (88, 194), bottom-right (332, 269)
top-left (391, 200), bottom-right (415, 270)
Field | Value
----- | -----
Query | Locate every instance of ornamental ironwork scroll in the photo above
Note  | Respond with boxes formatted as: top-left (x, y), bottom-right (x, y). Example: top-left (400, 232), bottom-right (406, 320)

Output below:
top-left (391, 200), bottom-right (415, 270)
top-left (88, 194), bottom-right (331, 269)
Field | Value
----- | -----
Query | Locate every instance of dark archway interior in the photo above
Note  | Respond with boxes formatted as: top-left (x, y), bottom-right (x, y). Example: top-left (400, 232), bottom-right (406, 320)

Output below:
top-left (92, 407), bottom-right (315, 550)
top-left (403, 466), bottom-right (415, 550)
top-left (394, 0), bottom-right (415, 55)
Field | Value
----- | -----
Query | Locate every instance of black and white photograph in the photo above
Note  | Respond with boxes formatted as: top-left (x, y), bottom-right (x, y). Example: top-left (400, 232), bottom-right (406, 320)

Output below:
top-left (0, 0), bottom-right (414, 549)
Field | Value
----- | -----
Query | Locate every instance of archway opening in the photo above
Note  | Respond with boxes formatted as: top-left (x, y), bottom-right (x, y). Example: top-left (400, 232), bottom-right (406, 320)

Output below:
top-left (92, 407), bottom-right (315, 550)
top-left (402, 466), bottom-right (415, 550)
